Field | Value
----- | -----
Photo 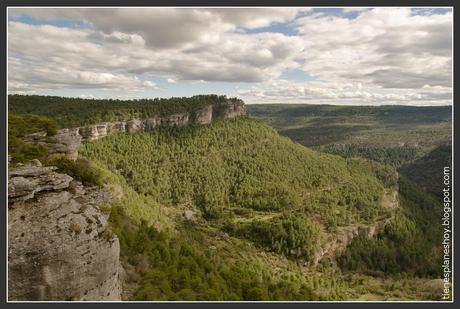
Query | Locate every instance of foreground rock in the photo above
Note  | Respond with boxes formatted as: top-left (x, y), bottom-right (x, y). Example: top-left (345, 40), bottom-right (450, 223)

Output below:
top-left (8, 162), bottom-right (121, 301)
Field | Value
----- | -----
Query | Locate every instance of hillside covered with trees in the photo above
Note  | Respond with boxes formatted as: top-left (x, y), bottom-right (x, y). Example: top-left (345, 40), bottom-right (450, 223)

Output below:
top-left (7, 95), bottom-right (448, 301)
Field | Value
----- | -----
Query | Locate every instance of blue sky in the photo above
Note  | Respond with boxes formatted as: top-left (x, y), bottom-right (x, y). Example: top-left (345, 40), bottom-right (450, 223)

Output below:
top-left (8, 7), bottom-right (453, 105)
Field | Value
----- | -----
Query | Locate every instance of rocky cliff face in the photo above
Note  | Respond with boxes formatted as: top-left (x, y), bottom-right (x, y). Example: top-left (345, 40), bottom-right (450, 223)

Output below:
top-left (25, 99), bottom-right (246, 160)
top-left (8, 161), bottom-right (121, 301)
top-left (24, 128), bottom-right (82, 161)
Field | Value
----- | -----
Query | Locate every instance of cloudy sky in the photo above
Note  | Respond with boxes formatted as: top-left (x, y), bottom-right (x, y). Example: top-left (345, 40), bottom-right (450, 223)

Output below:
top-left (8, 7), bottom-right (453, 105)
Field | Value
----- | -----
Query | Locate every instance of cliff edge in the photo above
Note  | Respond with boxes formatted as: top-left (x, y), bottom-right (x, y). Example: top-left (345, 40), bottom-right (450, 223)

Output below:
top-left (8, 160), bottom-right (121, 301)
top-left (24, 98), bottom-right (246, 160)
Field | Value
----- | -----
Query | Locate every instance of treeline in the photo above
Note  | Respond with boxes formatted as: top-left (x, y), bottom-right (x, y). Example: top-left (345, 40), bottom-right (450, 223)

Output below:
top-left (338, 177), bottom-right (443, 277)
top-left (247, 104), bottom-right (452, 126)
top-left (8, 94), bottom-right (240, 128)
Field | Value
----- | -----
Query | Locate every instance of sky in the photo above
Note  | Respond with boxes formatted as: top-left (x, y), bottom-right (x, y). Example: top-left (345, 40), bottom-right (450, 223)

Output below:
top-left (7, 7), bottom-right (453, 105)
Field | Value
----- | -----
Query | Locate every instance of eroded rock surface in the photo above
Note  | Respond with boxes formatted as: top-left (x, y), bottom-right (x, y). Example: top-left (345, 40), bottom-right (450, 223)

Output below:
top-left (25, 128), bottom-right (82, 161)
top-left (8, 165), bottom-right (73, 203)
top-left (8, 162), bottom-right (121, 301)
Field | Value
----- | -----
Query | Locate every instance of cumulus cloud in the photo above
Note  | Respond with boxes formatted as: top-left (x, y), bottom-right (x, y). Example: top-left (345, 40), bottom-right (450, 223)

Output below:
top-left (8, 9), bottom-right (304, 92)
top-left (238, 79), bottom-right (452, 105)
top-left (7, 7), bottom-right (453, 105)
top-left (9, 8), bottom-right (304, 49)
top-left (295, 8), bottom-right (452, 90)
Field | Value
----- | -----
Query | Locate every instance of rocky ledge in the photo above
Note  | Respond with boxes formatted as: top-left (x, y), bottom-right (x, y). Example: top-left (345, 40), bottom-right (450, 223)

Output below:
top-left (25, 99), bottom-right (246, 160)
top-left (8, 160), bottom-right (121, 301)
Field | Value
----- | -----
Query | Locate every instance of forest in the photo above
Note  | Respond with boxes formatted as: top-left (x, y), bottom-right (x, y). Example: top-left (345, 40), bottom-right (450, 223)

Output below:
top-left (8, 94), bottom-right (241, 127)
top-left (7, 96), bottom-right (450, 301)
top-left (80, 118), bottom-right (392, 229)
top-left (338, 177), bottom-right (443, 278)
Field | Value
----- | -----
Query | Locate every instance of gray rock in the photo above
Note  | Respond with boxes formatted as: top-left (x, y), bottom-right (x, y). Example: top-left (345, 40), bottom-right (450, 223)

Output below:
top-left (221, 99), bottom-right (246, 119)
top-left (126, 119), bottom-right (143, 133)
top-left (160, 113), bottom-right (190, 127)
top-left (143, 117), bottom-right (159, 130)
top-left (107, 122), bottom-right (126, 135)
top-left (30, 159), bottom-right (42, 167)
top-left (24, 128), bottom-right (82, 161)
top-left (8, 165), bottom-right (121, 301)
top-left (8, 165), bottom-right (73, 203)
top-left (184, 210), bottom-right (197, 223)
top-left (192, 105), bottom-right (213, 124)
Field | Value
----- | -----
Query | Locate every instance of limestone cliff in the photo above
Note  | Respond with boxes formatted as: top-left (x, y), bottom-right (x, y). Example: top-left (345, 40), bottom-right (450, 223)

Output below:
top-left (25, 99), bottom-right (246, 160)
top-left (8, 160), bottom-right (121, 301)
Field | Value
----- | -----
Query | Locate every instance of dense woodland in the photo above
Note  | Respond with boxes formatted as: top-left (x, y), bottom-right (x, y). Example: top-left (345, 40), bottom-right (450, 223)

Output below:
top-left (338, 177), bottom-right (443, 277)
top-left (249, 103), bottom-right (450, 280)
top-left (8, 114), bottom-right (58, 163)
top-left (109, 207), bottom-right (321, 301)
top-left (8, 94), bottom-right (240, 127)
top-left (80, 118), bottom-right (392, 231)
top-left (400, 144), bottom-right (452, 200)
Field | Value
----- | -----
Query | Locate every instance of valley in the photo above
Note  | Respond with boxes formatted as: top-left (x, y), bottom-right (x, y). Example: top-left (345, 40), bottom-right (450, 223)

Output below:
top-left (7, 95), bottom-right (451, 301)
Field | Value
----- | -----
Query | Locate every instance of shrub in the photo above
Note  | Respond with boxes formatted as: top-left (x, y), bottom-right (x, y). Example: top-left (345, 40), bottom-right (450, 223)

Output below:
top-left (47, 157), bottom-right (104, 187)
top-left (69, 223), bottom-right (82, 235)
top-left (8, 113), bottom-right (59, 163)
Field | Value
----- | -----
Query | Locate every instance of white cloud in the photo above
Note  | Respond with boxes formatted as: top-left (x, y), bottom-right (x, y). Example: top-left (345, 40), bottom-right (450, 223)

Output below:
top-left (295, 8), bottom-right (452, 90)
top-left (8, 11), bottom-right (303, 91)
top-left (7, 8), bottom-right (453, 105)
top-left (9, 8), bottom-right (304, 48)
top-left (238, 79), bottom-right (452, 105)
top-left (341, 8), bottom-right (371, 13)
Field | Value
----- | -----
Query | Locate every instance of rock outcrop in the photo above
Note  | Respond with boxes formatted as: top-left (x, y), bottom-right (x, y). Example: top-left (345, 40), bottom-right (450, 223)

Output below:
top-left (24, 128), bottom-right (82, 161)
top-left (312, 187), bottom-right (399, 267)
top-left (8, 163), bottom-right (72, 203)
top-left (8, 162), bottom-right (121, 301)
top-left (220, 99), bottom-right (246, 119)
top-left (25, 99), bottom-right (246, 160)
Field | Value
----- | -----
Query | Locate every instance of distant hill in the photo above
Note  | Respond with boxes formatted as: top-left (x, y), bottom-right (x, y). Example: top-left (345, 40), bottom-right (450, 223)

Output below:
top-left (400, 143), bottom-right (452, 199)
top-left (247, 104), bottom-right (452, 167)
